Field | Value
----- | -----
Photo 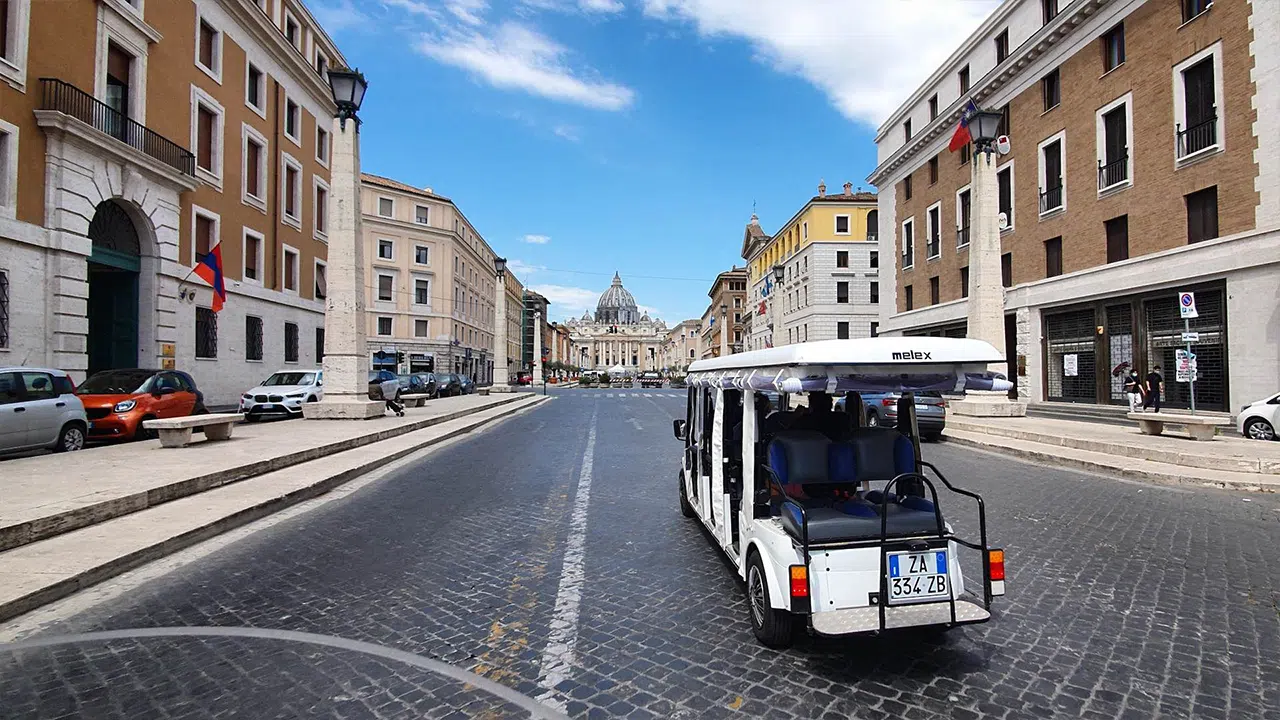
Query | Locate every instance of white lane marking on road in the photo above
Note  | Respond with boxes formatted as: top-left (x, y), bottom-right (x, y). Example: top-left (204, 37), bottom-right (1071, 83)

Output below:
top-left (643, 393), bottom-right (652, 397)
top-left (628, 417), bottom-right (643, 431)
top-left (535, 406), bottom-right (597, 711)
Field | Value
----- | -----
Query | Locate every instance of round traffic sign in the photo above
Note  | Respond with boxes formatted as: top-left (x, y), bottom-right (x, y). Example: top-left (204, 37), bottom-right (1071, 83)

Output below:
top-left (1180, 293), bottom-right (1194, 307)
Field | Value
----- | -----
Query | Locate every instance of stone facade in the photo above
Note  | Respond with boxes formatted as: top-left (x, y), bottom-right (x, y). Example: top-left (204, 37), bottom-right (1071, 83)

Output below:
top-left (567, 274), bottom-right (666, 371)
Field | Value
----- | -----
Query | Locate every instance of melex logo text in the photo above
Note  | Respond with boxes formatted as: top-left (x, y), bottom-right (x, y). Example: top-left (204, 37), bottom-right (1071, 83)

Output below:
top-left (891, 350), bottom-right (933, 360)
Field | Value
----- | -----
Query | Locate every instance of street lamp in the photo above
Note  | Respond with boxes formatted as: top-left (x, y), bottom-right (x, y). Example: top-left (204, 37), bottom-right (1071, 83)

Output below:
top-left (771, 264), bottom-right (785, 349)
top-left (489, 256), bottom-right (512, 393)
top-left (719, 303), bottom-right (728, 357)
top-left (968, 109), bottom-right (1005, 154)
top-left (305, 68), bottom-right (381, 420)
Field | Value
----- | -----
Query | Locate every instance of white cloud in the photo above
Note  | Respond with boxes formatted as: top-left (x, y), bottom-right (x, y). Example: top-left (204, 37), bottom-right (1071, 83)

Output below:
top-left (522, 233), bottom-right (552, 244)
top-left (445, 0), bottom-right (488, 25)
top-left (508, 259), bottom-right (546, 275)
top-left (579, 0), bottom-right (625, 12)
top-left (520, 0), bottom-right (626, 14)
top-left (552, 124), bottom-right (581, 142)
top-left (530, 284), bottom-right (600, 316)
top-left (641, 0), bottom-right (999, 126)
top-left (313, 0), bottom-right (371, 32)
top-left (637, 304), bottom-right (663, 319)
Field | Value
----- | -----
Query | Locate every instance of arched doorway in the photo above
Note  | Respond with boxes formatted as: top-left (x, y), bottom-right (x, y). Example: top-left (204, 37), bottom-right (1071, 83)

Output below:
top-left (87, 200), bottom-right (141, 374)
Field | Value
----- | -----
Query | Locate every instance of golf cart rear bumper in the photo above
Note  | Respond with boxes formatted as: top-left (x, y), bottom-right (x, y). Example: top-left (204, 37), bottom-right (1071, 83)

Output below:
top-left (809, 599), bottom-right (991, 636)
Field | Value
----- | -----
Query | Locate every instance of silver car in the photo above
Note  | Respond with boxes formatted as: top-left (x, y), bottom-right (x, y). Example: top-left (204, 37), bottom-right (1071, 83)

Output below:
top-left (0, 367), bottom-right (88, 455)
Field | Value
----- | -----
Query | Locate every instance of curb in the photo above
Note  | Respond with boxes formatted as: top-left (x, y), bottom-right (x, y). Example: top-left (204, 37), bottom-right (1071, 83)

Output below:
top-left (942, 431), bottom-right (1276, 493)
top-left (0, 394), bottom-right (531, 553)
top-left (0, 395), bottom-right (551, 624)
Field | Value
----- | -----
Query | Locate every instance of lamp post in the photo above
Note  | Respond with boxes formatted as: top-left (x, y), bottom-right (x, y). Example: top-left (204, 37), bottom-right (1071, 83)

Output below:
top-left (771, 264), bottom-right (785, 348)
top-left (305, 68), bottom-right (383, 420)
top-left (533, 310), bottom-right (543, 384)
top-left (952, 107), bottom-right (1026, 417)
top-left (489, 257), bottom-right (513, 393)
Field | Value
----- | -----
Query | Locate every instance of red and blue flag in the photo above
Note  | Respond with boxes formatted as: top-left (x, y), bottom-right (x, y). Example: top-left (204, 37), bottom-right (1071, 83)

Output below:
top-left (948, 99), bottom-right (980, 153)
top-left (194, 244), bottom-right (227, 312)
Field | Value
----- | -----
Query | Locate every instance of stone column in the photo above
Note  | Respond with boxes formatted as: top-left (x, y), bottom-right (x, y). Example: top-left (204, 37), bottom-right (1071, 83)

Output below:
top-left (952, 146), bottom-right (1026, 417)
top-left (720, 310), bottom-right (729, 356)
top-left (533, 311), bottom-right (543, 383)
top-left (490, 273), bottom-right (512, 392)
top-left (305, 117), bottom-right (383, 419)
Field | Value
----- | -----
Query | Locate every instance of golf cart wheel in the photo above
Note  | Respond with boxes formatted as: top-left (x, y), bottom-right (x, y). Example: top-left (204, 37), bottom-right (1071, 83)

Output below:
top-left (1245, 418), bottom-right (1276, 441)
top-left (746, 551), bottom-right (794, 648)
top-left (679, 471), bottom-right (696, 518)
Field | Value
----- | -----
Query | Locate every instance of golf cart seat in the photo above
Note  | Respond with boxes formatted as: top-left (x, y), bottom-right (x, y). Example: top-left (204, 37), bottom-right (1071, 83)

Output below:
top-left (768, 431), bottom-right (943, 544)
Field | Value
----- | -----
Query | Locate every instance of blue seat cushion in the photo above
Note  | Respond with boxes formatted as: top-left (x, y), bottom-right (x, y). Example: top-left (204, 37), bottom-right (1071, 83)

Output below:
top-left (828, 442), bottom-right (857, 484)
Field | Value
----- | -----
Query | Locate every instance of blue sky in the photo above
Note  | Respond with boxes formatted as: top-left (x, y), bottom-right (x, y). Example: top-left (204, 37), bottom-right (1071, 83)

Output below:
top-left (313, 0), bottom-right (996, 323)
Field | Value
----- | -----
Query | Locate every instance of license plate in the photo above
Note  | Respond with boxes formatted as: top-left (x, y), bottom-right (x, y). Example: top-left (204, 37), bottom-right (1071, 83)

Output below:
top-left (887, 550), bottom-right (949, 604)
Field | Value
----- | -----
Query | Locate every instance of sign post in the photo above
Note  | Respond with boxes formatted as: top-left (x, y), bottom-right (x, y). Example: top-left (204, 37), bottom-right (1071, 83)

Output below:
top-left (1178, 292), bottom-right (1198, 414)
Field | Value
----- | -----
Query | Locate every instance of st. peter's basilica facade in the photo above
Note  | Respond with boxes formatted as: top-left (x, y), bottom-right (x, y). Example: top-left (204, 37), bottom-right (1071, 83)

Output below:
top-left (567, 274), bottom-right (668, 371)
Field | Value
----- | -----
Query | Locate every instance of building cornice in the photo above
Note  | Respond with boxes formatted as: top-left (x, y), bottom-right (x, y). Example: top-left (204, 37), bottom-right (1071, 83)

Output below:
top-left (219, 0), bottom-right (340, 114)
top-left (748, 195), bottom-right (877, 264)
top-left (35, 110), bottom-right (200, 192)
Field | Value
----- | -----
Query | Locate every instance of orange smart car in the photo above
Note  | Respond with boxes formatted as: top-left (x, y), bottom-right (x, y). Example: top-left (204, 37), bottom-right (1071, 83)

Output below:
top-left (77, 369), bottom-right (206, 441)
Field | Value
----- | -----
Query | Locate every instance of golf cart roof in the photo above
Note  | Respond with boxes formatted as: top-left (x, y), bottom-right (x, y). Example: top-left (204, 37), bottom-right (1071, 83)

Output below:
top-left (685, 337), bottom-right (1010, 394)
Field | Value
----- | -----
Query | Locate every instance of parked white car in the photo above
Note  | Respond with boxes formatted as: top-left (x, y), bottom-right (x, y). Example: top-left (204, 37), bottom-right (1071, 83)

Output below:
top-left (1237, 392), bottom-right (1279, 441)
top-left (240, 370), bottom-right (323, 421)
top-left (0, 367), bottom-right (88, 455)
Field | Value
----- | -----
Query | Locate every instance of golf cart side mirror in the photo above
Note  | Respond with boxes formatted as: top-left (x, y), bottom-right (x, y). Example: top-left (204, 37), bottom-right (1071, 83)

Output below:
top-left (673, 419), bottom-right (686, 440)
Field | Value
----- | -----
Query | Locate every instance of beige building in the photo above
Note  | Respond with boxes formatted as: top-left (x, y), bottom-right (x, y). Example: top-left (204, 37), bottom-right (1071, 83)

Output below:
top-left (662, 319), bottom-right (702, 372)
top-left (0, 0), bottom-right (346, 405)
top-left (700, 267), bottom-right (748, 358)
top-left (360, 173), bottom-right (505, 382)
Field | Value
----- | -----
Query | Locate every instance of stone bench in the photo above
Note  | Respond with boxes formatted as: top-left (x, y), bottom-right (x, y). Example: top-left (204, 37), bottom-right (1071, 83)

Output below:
top-left (1126, 412), bottom-right (1230, 441)
top-left (143, 413), bottom-right (244, 448)
top-left (400, 393), bottom-right (432, 408)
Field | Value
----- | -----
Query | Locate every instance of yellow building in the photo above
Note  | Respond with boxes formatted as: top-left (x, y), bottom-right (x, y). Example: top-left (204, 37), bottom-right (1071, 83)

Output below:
top-left (742, 182), bottom-right (879, 349)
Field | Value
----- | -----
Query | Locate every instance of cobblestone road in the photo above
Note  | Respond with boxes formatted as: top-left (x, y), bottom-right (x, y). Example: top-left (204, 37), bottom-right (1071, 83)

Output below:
top-left (2, 387), bottom-right (1279, 719)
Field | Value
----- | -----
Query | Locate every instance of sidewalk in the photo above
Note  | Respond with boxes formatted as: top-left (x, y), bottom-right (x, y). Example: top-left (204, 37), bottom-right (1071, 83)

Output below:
top-left (0, 392), bottom-right (549, 622)
top-left (944, 414), bottom-right (1280, 492)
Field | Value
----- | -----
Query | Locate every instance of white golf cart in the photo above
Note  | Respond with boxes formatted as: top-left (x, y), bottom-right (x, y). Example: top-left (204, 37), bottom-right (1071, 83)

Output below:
top-left (672, 337), bottom-right (1008, 647)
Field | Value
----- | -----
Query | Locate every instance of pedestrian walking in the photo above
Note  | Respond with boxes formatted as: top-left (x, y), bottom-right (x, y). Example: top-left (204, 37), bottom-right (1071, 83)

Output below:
top-left (1124, 368), bottom-right (1144, 412)
top-left (1142, 364), bottom-right (1164, 413)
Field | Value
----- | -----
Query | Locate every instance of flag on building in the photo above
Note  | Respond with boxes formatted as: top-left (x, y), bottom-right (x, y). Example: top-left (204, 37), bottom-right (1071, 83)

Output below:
top-left (194, 244), bottom-right (227, 312)
top-left (948, 99), bottom-right (980, 152)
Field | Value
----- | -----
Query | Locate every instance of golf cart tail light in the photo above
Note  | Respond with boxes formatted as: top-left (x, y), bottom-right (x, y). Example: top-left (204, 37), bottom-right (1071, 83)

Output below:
top-left (989, 549), bottom-right (1005, 582)
top-left (789, 565), bottom-right (808, 598)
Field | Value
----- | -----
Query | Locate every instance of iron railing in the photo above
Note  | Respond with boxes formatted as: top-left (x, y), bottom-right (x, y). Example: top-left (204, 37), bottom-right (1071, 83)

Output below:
top-left (1176, 115), bottom-right (1217, 158)
top-left (956, 227), bottom-right (970, 248)
top-left (927, 235), bottom-right (940, 259)
top-left (1097, 155), bottom-right (1129, 190)
top-left (1039, 185), bottom-right (1064, 213)
top-left (40, 78), bottom-right (195, 177)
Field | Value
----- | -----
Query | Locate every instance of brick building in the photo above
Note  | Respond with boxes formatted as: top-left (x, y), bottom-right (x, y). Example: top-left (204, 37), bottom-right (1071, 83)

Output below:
top-left (0, 0), bottom-right (346, 405)
top-left (701, 267), bottom-right (748, 357)
top-left (868, 0), bottom-right (1280, 412)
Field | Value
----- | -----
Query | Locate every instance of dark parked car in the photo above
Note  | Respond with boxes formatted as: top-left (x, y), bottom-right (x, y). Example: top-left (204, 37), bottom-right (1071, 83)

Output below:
top-left (435, 373), bottom-right (463, 397)
top-left (835, 390), bottom-right (947, 440)
top-left (367, 370), bottom-right (401, 401)
top-left (458, 375), bottom-right (476, 394)
top-left (398, 373), bottom-right (438, 398)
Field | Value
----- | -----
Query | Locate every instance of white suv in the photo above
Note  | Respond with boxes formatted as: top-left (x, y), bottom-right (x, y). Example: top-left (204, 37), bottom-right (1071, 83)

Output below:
top-left (1238, 392), bottom-right (1279, 441)
top-left (0, 368), bottom-right (88, 454)
top-left (240, 370), bottom-right (323, 421)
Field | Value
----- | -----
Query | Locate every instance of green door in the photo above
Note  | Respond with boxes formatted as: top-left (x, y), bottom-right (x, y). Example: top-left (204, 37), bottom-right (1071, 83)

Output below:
top-left (86, 201), bottom-right (142, 375)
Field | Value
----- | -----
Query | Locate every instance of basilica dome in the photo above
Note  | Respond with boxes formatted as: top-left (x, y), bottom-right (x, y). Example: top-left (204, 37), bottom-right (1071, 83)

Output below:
top-left (596, 272), bottom-right (640, 324)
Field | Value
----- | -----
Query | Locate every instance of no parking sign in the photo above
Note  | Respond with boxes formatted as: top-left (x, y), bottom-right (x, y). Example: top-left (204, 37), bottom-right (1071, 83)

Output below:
top-left (1178, 291), bottom-right (1198, 319)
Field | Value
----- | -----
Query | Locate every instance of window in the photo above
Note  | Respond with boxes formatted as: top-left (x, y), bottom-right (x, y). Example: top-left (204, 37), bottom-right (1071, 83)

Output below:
top-left (193, 209), bottom-right (216, 264)
top-left (1042, 69), bottom-right (1060, 112)
top-left (956, 187), bottom-right (971, 247)
top-left (903, 119), bottom-right (912, 142)
top-left (191, 89), bottom-right (225, 182)
top-left (837, 322), bottom-right (849, 340)
top-left (1039, 134), bottom-right (1064, 215)
top-left (960, 266), bottom-right (969, 298)
top-left (284, 322), bottom-right (299, 362)
top-left (867, 210), bottom-right (878, 241)
top-left (995, 29), bottom-right (1009, 63)
top-left (1097, 96), bottom-right (1131, 190)
top-left (997, 104), bottom-right (1010, 138)
top-left (284, 11), bottom-right (300, 49)
top-left (1176, 47), bottom-right (1221, 160)
top-left (314, 49), bottom-right (328, 78)
top-left (926, 203), bottom-right (941, 259)
top-left (870, 322), bottom-right (879, 338)
top-left (377, 317), bottom-right (392, 336)
top-left (997, 163), bottom-right (1013, 230)
top-left (1182, 0), bottom-right (1210, 23)
top-left (835, 215), bottom-right (850, 234)
top-left (377, 274), bottom-right (393, 301)
top-left (282, 156), bottom-right (301, 224)
top-left (378, 239), bottom-right (393, 260)
top-left (1102, 23), bottom-right (1125, 72)
top-left (1186, 186), bottom-right (1219, 244)
top-left (1045, 237), bottom-right (1063, 277)
top-left (196, 307), bottom-right (217, 359)
top-left (928, 94), bottom-right (938, 120)
top-left (242, 126), bottom-right (266, 206)
top-left (314, 179), bottom-right (328, 238)
top-left (0, 121), bottom-right (16, 215)
top-left (105, 42), bottom-right (133, 123)
top-left (196, 104), bottom-right (216, 173)
top-left (836, 250), bottom-right (849, 268)
top-left (414, 245), bottom-right (429, 265)
top-left (870, 281), bottom-right (879, 304)
top-left (928, 156), bottom-right (938, 185)
top-left (378, 197), bottom-right (394, 217)
top-left (316, 328), bottom-right (324, 363)
top-left (958, 65), bottom-right (970, 94)
top-left (415, 278), bottom-right (430, 305)
top-left (905, 285), bottom-right (914, 311)
top-left (870, 250), bottom-right (878, 269)
top-left (0, 270), bottom-right (7, 348)
top-left (960, 144), bottom-right (971, 165)
top-left (283, 246), bottom-right (298, 293)
top-left (1001, 253), bottom-right (1013, 288)
top-left (415, 319), bottom-right (429, 337)
top-left (245, 316), bottom-right (263, 361)
top-left (929, 277), bottom-right (940, 305)
top-left (243, 229), bottom-right (263, 283)
top-left (901, 218), bottom-right (915, 269)
top-left (903, 174), bottom-right (913, 201)
top-left (1042, 0), bottom-right (1059, 24)
top-left (837, 282), bottom-right (849, 304)
top-left (197, 18), bottom-right (221, 80)
top-left (415, 205), bottom-right (429, 224)
top-left (246, 63), bottom-right (265, 116)
top-left (802, 222), bottom-right (807, 239)
top-left (1106, 215), bottom-right (1129, 262)
top-left (316, 127), bottom-right (329, 166)
top-left (284, 97), bottom-right (301, 144)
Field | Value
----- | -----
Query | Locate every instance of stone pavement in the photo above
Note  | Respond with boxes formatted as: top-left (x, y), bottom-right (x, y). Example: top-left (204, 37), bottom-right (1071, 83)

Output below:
top-left (945, 413), bottom-right (1280, 492)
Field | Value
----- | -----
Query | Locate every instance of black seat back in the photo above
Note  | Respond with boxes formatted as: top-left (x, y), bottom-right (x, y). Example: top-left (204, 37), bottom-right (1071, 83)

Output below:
top-left (767, 430), bottom-right (831, 488)
top-left (847, 429), bottom-right (917, 483)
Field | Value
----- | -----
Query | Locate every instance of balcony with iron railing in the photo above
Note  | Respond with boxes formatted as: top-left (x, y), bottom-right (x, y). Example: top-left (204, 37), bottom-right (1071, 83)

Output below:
top-left (1176, 114), bottom-right (1217, 160)
top-left (39, 78), bottom-right (195, 177)
top-left (1097, 155), bottom-right (1129, 191)
top-left (1039, 184), bottom-right (1064, 214)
